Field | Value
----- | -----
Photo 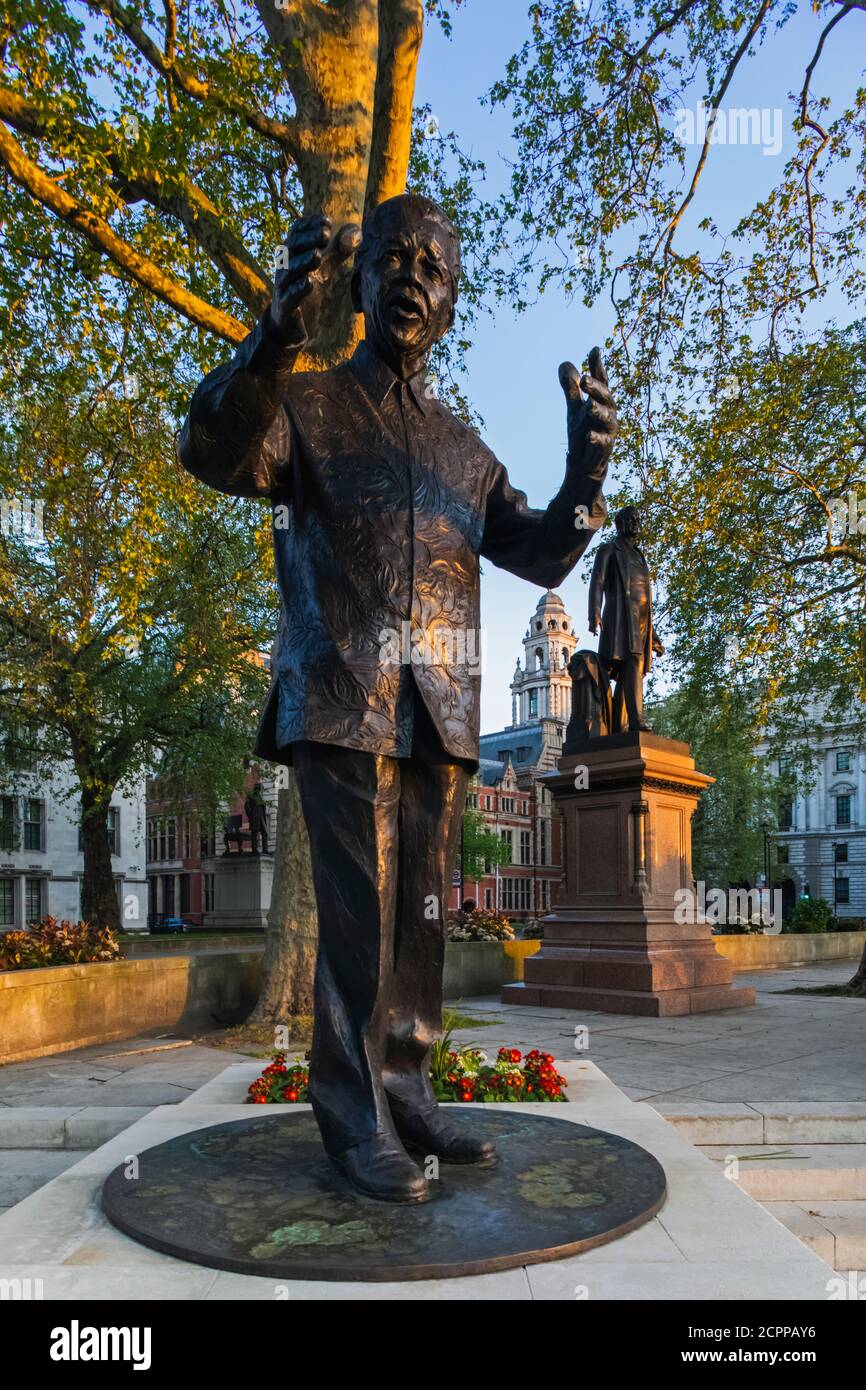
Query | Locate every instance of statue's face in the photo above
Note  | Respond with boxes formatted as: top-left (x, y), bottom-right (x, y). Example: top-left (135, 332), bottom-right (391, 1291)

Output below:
top-left (355, 205), bottom-right (456, 366)
top-left (619, 508), bottom-right (641, 540)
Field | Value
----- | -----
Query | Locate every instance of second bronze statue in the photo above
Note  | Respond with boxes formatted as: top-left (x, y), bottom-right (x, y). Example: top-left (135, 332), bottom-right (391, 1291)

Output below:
top-left (178, 194), bottom-right (616, 1202)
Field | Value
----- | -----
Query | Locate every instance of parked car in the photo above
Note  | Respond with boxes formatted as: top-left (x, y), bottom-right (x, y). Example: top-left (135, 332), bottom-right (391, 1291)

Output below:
top-left (152, 917), bottom-right (189, 935)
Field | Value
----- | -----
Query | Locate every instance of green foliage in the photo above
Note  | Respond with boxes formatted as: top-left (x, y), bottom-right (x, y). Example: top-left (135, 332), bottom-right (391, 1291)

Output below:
top-left (0, 916), bottom-right (119, 971)
top-left (488, 0), bottom-right (866, 729)
top-left (786, 897), bottom-right (832, 935)
top-left (0, 323), bottom-right (275, 818)
top-left (652, 686), bottom-right (776, 889)
top-left (459, 804), bottom-right (513, 883)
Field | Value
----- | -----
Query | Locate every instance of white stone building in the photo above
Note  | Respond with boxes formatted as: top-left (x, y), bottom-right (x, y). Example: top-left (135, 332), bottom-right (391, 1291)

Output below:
top-left (0, 750), bottom-right (147, 931)
top-left (758, 713), bottom-right (866, 918)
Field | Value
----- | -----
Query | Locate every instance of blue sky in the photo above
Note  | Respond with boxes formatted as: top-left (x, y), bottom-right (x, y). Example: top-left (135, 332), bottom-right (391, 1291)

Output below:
top-left (414, 1), bottom-right (865, 731)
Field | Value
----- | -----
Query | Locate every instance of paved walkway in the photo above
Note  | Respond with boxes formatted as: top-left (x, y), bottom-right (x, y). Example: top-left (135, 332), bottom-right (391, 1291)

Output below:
top-left (451, 962), bottom-right (866, 1106)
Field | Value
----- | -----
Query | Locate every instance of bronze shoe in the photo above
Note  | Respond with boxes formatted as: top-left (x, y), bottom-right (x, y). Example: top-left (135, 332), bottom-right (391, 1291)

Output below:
top-left (330, 1132), bottom-right (431, 1203)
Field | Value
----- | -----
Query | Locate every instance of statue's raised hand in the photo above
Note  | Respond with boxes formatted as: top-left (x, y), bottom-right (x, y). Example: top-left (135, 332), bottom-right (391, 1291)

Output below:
top-left (269, 213), bottom-right (361, 345)
top-left (558, 347), bottom-right (617, 468)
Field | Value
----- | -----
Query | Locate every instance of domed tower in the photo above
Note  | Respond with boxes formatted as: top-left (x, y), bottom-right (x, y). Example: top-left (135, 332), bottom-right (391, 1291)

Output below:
top-left (510, 591), bottom-right (578, 728)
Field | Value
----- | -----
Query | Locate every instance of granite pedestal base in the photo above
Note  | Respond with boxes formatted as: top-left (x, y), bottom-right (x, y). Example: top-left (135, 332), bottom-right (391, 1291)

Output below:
top-left (504, 732), bottom-right (756, 1017)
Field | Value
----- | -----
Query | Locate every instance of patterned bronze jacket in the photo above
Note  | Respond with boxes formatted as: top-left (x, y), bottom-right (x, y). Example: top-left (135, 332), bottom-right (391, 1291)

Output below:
top-left (178, 317), bottom-right (609, 767)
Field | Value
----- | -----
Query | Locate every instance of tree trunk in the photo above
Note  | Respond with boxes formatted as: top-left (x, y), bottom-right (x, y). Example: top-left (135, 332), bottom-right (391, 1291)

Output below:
top-left (259, 0), bottom-right (423, 365)
top-left (248, 0), bottom-right (423, 1025)
top-left (248, 776), bottom-right (318, 1034)
top-left (79, 782), bottom-right (121, 932)
top-left (847, 940), bottom-right (866, 996)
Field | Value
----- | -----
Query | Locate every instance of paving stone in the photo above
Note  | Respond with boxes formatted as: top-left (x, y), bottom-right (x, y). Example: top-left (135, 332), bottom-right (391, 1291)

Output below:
top-left (0, 1151), bottom-right (83, 1208)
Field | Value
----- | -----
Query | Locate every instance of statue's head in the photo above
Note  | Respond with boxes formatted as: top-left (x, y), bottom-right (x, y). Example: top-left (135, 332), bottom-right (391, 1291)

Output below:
top-left (351, 194), bottom-right (461, 368)
top-left (614, 505), bottom-right (641, 540)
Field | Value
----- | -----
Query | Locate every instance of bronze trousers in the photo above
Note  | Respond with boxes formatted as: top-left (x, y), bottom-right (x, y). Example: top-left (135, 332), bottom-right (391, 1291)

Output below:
top-left (292, 686), bottom-right (470, 1156)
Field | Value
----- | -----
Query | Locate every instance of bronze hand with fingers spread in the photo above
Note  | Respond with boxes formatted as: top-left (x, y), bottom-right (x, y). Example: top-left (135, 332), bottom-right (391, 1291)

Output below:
top-left (269, 213), bottom-right (361, 345)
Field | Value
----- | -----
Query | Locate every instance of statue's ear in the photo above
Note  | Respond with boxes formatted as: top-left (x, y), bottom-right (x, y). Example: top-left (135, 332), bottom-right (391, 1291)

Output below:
top-left (350, 267), bottom-right (363, 315)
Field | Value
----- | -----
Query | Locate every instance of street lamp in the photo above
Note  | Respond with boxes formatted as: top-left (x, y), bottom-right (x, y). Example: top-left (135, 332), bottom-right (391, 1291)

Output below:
top-left (761, 821), bottom-right (772, 902)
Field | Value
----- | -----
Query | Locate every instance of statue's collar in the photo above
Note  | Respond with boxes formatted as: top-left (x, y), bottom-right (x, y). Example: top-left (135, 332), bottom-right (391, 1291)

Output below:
top-left (349, 340), bottom-right (432, 416)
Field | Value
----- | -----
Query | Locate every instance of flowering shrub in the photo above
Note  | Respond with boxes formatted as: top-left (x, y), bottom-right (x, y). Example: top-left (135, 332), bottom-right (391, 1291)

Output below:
top-left (431, 1048), bottom-right (567, 1103)
top-left (248, 1054), bottom-right (311, 1105)
top-left (0, 916), bottom-right (119, 972)
top-left (446, 908), bottom-right (514, 942)
top-left (247, 1047), bottom-right (567, 1105)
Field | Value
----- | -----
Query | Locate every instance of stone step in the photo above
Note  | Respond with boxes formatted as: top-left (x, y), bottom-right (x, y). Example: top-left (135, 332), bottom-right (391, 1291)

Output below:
top-left (0, 1107), bottom-right (149, 1151)
top-left (698, 1143), bottom-right (866, 1201)
top-left (761, 1200), bottom-right (866, 1271)
top-left (655, 1103), bottom-right (866, 1147)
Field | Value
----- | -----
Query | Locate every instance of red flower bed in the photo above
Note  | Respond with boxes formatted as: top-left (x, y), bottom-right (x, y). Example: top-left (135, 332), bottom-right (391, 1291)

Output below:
top-left (247, 1047), bottom-right (567, 1105)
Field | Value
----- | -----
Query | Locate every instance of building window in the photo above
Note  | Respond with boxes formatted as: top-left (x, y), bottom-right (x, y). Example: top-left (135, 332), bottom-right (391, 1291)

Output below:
top-left (146, 819), bottom-right (157, 863)
top-left (0, 878), bottom-right (14, 927)
top-left (25, 877), bottom-right (43, 923)
top-left (183, 818), bottom-right (192, 858)
top-left (528, 690), bottom-right (538, 717)
top-left (107, 807), bottom-right (121, 856)
top-left (539, 821), bottom-right (548, 866)
top-left (3, 722), bottom-right (38, 772)
top-left (834, 843), bottom-right (848, 864)
top-left (179, 874), bottom-right (190, 916)
top-left (777, 844), bottom-right (790, 864)
top-left (200, 819), bottom-right (214, 858)
top-left (0, 796), bottom-right (14, 852)
top-left (484, 887), bottom-right (492, 909)
top-left (166, 817), bottom-right (176, 859)
top-left (500, 830), bottom-right (512, 864)
top-left (203, 873), bottom-right (215, 913)
top-left (466, 792), bottom-right (477, 809)
top-left (520, 830), bottom-right (531, 865)
top-left (836, 751), bottom-right (852, 772)
top-left (835, 878), bottom-right (850, 905)
top-left (502, 796), bottom-right (515, 814)
top-left (23, 799), bottom-right (44, 852)
top-left (778, 797), bottom-right (793, 831)
top-left (502, 878), bottom-right (531, 912)
top-left (539, 879), bottom-right (549, 911)
top-left (836, 795), bottom-right (851, 826)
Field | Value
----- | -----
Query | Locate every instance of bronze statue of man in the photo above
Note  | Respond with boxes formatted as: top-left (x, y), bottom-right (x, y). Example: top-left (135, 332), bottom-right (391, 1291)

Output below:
top-left (179, 194), bottom-right (616, 1203)
top-left (244, 782), bottom-right (269, 855)
top-left (588, 505), bottom-right (664, 733)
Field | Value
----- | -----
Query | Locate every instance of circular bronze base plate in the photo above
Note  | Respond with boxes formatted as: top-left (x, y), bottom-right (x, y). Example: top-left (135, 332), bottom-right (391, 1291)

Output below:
top-left (102, 1110), bottom-right (666, 1281)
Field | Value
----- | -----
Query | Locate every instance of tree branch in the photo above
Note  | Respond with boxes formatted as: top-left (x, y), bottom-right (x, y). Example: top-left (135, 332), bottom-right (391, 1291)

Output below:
top-left (653, 0), bottom-right (774, 265)
top-left (0, 87), bottom-right (272, 315)
top-left (82, 0), bottom-right (300, 156)
top-left (0, 118), bottom-right (248, 343)
top-left (365, 0), bottom-right (423, 215)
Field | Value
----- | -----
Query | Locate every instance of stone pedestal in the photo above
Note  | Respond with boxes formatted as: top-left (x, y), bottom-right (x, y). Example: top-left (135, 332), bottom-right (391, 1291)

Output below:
top-left (503, 732), bottom-right (755, 1016)
top-left (203, 852), bottom-right (274, 930)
